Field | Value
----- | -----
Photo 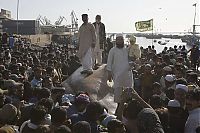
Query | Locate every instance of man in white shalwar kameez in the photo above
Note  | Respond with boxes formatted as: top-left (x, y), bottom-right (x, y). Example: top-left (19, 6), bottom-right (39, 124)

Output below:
top-left (106, 34), bottom-right (133, 118)
top-left (77, 14), bottom-right (97, 75)
top-left (128, 35), bottom-right (141, 61)
top-left (92, 15), bottom-right (106, 66)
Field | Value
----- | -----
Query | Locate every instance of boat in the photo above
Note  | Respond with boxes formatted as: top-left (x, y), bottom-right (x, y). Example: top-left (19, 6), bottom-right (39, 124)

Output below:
top-left (158, 41), bottom-right (167, 45)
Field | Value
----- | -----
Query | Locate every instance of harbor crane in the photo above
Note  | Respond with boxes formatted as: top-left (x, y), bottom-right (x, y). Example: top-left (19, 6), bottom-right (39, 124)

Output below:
top-left (36, 15), bottom-right (52, 25)
top-left (36, 15), bottom-right (45, 25)
top-left (55, 16), bottom-right (67, 26)
top-left (70, 10), bottom-right (78, 33)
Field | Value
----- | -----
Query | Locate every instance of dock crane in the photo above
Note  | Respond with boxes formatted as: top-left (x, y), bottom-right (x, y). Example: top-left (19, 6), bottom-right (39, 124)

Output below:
top-left (36, 15), bottom-right (52, 25)
top-left (55, 16), bottom-right (67, 26)
top-left (36, 15), bottom-right (45, 25)
top-left (70, 10), bottom-right (78, 33)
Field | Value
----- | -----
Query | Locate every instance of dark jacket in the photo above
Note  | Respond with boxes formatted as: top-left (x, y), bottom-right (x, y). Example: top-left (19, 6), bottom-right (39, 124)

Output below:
top-left (93, 22), bottom-right (106, 45)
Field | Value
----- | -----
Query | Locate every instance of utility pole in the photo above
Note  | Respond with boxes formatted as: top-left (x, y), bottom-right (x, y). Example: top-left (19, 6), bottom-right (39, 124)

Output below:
top-left (193, 3), bottom-right (197, 34)
top-left (17, 0), bottom-right (19, 34)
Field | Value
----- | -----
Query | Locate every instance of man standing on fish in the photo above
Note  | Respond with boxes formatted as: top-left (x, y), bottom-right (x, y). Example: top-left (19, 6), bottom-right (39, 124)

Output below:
top-left (77, 14), bottom-right (97, 75)
top-left (106, 34), bottom-right (134, 118)
top-left (93, 15), bottom-right (106, 67)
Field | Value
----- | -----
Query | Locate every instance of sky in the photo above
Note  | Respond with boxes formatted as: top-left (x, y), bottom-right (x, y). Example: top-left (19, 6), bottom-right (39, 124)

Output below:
top-left (0, 0), bottom-right (200, 33)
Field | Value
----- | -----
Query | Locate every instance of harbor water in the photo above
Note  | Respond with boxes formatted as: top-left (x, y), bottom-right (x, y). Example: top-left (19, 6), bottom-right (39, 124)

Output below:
top-left (135, 37), bottom-right (188, 53)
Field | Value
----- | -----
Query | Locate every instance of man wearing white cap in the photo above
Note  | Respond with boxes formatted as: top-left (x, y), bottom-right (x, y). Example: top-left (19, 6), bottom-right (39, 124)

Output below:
top-left (174, 84), bottom-right (188, 108)
top-left (106, 34), bottom-right (133, 117)
top-left (164, 74), bottom-right (176, 91)
top-left (167, 85), bottom-right (189, 133)
top-left (160, 66), bottom-right (172, 89)
top-left (77, 14), bottom-right (97, 75)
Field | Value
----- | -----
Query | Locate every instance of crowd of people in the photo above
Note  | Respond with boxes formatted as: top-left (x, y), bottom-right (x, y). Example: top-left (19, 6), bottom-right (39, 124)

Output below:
top-left (0, 13), bottom-right (200, 133)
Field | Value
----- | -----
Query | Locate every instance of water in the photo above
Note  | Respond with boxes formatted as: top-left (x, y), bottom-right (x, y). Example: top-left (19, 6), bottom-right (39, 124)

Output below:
top-left (135, 37), bottom-right (188, 53)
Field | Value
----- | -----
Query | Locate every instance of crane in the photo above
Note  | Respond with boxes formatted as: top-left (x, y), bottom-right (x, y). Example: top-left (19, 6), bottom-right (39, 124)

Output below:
top-left (55, 16), bottom-right (67, 26)
top-left (36, 15), bottom-right (52, 25)
top-left (70, 10), bottom-right (78, 32)
top-left (36, 15), bottom-right (45, 25)
top-left (43, 16), bottom-right (52, 25)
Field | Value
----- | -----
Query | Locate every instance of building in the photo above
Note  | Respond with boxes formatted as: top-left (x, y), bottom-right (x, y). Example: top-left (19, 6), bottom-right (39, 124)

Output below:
top-left (2, 20), bottom-right (41, 35)
top-left (0, 9), bottom-right (11, 19)
top-left (0, 9), bottom-right (11, 33)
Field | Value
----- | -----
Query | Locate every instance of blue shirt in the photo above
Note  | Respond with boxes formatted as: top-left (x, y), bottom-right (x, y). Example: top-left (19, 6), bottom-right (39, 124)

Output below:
top-left (31, 77), bottom-right (42, 88)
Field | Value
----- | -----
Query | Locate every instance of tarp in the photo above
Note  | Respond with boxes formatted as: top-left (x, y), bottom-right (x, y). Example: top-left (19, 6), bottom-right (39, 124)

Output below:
top-left (62, 65), bottom-right (117, 114)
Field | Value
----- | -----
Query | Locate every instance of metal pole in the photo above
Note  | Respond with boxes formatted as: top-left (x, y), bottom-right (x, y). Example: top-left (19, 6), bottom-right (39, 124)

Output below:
top-left (17, 0), bottom-right (19, 34)
top-left (152, 19), bottom-right (153, 45)
top-left (193, 3), bottom-right (197, 34)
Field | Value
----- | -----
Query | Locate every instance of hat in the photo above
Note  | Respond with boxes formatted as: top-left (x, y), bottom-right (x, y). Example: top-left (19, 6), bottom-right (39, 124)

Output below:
top-left (61, 94), bottom-right (72, 106)
top-left (163, 66), bottom-right (172, 71)
top-left (75, 94), bottom-right (90, 103)
top-left (186, 69), bottom-right (193, 74)
top-left (0, 104), bottom-right (18, 122)
top-left (16, 63), bottom-right (22, 67)
top-left (165, 75), bottom-right (175, 82)
top-left (145, 64), bottom-right (151, 68)
top-left (176, 84), bottom-right (188, 92)
top-left (168, 100), bottom-right (181, 107)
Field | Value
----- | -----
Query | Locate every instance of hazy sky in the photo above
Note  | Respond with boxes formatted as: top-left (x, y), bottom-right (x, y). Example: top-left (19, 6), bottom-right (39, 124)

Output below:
top-left (0, 0), bottom-right (199, 33)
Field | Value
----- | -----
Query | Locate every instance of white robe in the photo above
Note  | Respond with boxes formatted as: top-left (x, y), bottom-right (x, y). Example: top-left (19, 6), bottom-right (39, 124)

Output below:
top-left (81, 48), bottom-right (93, 71)
top-left (77, 22), bottom-right (96, 59)
top-left (106, 47), bottom-right (133, 88)
top-left (77, 22), bottom-right (96, 71)
top-left (128, 43), bottom-right (141, 59)
top-left (93, 23), bottom-right (102, 65)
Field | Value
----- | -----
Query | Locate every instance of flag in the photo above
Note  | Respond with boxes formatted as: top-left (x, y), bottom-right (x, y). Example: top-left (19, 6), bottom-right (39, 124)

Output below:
top-left (135, 19), bottom-right (153, 32)
top-left (193, 3), bottom-right (197, 6)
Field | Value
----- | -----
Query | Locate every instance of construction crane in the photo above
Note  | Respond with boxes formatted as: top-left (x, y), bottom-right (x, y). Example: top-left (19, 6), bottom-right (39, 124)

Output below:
top-left (36, 15), bottom-right (45, 25)
top-left (55, 16), bottom-right (67, 26)
top-left (43, 16), bottom-right (52, 25)
top-left (36, 15), bottom-right (52, 25)
top-left (70, 10), bottom-right (78, 32)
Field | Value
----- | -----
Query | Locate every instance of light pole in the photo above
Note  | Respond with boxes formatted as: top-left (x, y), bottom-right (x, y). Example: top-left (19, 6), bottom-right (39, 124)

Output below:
top-left (193, 3), bottom-right (197, 34)
top-left (17, 0), bottom-right (19, 34)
